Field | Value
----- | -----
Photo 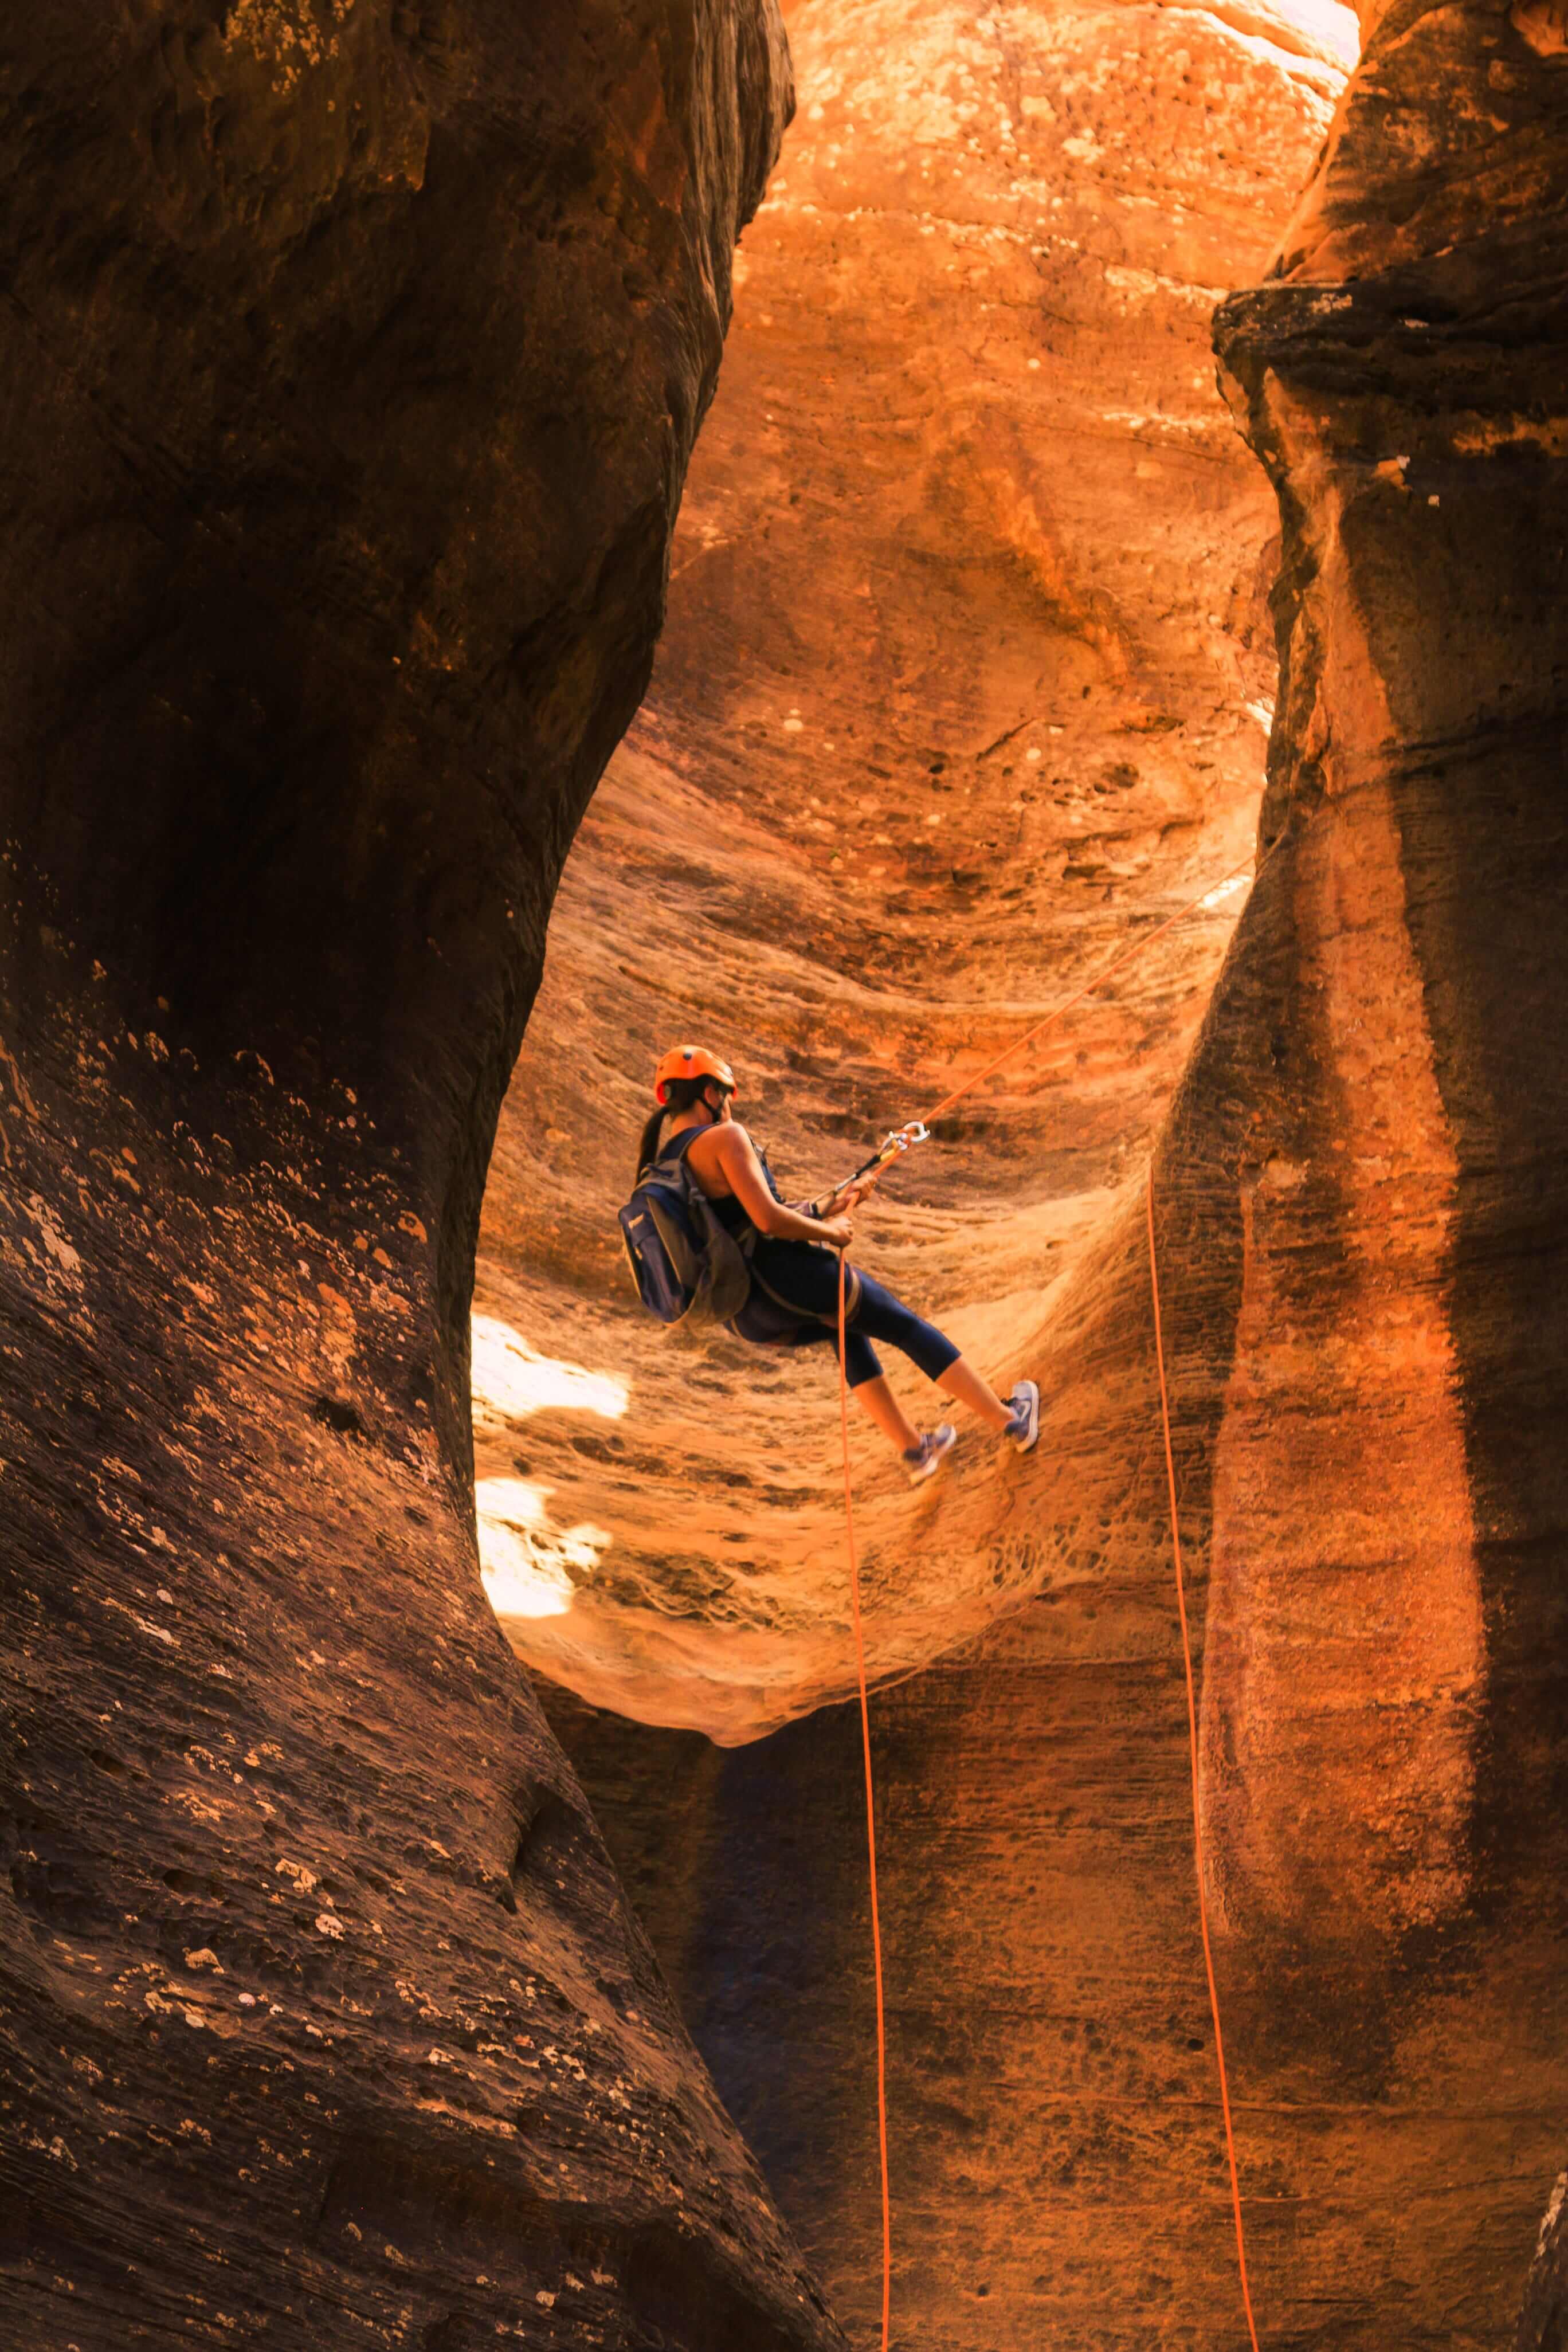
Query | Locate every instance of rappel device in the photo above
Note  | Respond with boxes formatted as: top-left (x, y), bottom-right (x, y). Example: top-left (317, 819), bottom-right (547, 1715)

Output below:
top-left (809, 1120), bottom-right (930, 1216)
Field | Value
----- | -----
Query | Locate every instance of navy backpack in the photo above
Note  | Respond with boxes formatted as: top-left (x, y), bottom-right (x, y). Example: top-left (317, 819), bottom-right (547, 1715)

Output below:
top-left (618, 1136), bottom-right (754, 1328)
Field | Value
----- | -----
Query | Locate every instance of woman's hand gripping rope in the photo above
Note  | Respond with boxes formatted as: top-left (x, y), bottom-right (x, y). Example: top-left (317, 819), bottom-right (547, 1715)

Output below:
top-left (810, 1120), bottom-right (931, 1230)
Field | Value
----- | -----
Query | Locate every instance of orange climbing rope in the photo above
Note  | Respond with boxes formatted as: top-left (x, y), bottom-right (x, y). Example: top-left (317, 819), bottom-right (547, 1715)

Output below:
top-left (831, 847), bottom-right (1265, 2352)
top-left (1145, 1167), bottom-right (1261, 2352)
top-left (838, 1253), bottom-right (893, 2351)
top-left (918, 851), bottom-right (1257, 1131)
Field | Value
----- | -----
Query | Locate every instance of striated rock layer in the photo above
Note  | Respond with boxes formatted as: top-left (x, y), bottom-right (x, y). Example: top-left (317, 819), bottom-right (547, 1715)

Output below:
top-left (0, 6), bottom-right (845, 2350)
top-left (477, 0), bottom-right (1351, 1736)
top-left (1198, 0), bottom-right (1568, 2326)
top-left (490, 1), bottom-right (1568, 2348)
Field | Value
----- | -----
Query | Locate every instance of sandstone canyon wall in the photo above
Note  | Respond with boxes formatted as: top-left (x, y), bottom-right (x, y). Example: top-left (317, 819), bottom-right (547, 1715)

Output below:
top-left (481, 2), bottom-right (1568, 2350)
top-left (0, 7), bottom-right (846, 2350)
top-left (477, 0), bottom-right (1352, 1737)
top-left (1519, 2175), bottom-right (1568, 2351)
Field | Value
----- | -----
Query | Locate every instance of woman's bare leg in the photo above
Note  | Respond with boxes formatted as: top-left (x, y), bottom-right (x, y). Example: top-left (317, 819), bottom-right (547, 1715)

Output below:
top-left (852, 1374), bottom-right (922, 1453)
top-left (936, 1353), bottom-right (1014, 1433)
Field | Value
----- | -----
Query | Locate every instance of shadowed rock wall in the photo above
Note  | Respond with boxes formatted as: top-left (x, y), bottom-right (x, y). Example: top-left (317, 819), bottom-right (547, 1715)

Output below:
top-left (511, 1), bottom-right (1568, 2346)
top-left (1198, 0), bottom-right (1568, 2320)
top-left (0, 6), bottom-right (848, 2349)
top-left (1519, 2175), bottom-right (1568, 2350)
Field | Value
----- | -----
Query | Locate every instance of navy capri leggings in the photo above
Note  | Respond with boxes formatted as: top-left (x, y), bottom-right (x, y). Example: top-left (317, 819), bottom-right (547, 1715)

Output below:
top-left (730, 1238), bottom-right (961, 1391)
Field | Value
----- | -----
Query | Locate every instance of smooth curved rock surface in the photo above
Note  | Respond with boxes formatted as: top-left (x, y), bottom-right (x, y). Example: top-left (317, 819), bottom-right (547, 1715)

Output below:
top-left (476, 0), bottom-right (1352, 1741)
top-left (0, 7), bottom-right (842, 2350)
top-left (488, 1), bottom-right (1568, 2347)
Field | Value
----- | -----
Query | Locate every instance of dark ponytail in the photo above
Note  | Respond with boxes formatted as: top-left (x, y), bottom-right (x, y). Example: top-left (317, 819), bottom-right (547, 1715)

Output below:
top-left (634, 1075), bottom-right (720, 1178)
top-left (635, 1104), bottom-right (667, 1178)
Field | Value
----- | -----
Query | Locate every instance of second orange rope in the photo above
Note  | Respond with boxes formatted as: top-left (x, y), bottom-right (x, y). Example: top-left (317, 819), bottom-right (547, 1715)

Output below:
top-left (829, 859), bottom-right (1267, 2351)
top-left (1146, 1165), bottom-right (1261, 2352)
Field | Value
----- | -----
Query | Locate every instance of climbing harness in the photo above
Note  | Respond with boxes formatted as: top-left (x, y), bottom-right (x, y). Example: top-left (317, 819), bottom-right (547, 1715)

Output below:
top-left (831, 849), bottom-right (1263, 2351)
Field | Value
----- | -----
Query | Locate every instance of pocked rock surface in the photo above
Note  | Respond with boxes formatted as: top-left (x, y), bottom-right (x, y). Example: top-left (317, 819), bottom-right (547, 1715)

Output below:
top-left (480, 0), bottom-right (1568, 2348)
top-left (476, 0), bottom-right (1354, 1739)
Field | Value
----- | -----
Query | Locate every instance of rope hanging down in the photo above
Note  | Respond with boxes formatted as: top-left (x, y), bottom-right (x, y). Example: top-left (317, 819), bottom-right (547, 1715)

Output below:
top-left (1146, 1167), bottom-right (1261, 2352)
top-left (832, 850), bottom-right (1262, 2352)
top-left (838, 1253), bottom-right (893, 2352)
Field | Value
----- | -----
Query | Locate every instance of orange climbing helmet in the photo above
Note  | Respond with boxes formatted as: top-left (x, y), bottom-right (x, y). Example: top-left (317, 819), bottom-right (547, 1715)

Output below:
top-left (653, 1045), bottom-right (738, 1105)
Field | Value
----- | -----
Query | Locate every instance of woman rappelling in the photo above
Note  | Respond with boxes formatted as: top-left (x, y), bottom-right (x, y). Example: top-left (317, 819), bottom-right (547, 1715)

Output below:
top-left (621, 1045), bottom-right (1040, 1483)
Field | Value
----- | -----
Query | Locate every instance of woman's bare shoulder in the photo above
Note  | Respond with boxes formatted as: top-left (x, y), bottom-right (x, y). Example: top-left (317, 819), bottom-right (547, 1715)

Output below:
top-left (681, 1120), bottom-right (736, 1190)
top-left (687, 1119), bottom-right (758, 1198)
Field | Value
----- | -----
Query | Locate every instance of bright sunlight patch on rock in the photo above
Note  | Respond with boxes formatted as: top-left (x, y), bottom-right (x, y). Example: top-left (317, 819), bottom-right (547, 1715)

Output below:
top-left (471, 1315), bottom-right (629, 1424)
top-left (476, 1475), bottom-right (615, 1621)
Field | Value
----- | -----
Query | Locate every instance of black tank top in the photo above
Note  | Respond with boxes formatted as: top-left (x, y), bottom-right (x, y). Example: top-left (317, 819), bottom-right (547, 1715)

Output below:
top-left (661, 1123), bottom-right (853, 1339)
top-left (660, 1122), bottom-right (773, 1237)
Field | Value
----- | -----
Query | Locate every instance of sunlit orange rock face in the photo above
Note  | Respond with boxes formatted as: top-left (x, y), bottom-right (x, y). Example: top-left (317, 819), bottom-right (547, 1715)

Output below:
top-left (480, 0), bottom-right (1568, 2346)
top-left (477, 0), bottom-right (1350, 1731)
top-left (1202, 1), bottom-right (1568, 2336)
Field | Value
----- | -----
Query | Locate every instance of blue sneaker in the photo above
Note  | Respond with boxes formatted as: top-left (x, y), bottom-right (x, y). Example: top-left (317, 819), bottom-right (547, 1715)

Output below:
top-left (1005, 1379), bottom-right (1040, 1454)
top-left (904, 1424), bottom-right (957, 1485)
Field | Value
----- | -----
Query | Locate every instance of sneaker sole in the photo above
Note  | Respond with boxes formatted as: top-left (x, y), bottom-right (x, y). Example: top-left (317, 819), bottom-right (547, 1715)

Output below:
top-left (906, 1427), bottom-right (957, 1485)
top-left (1009, 1380), bottom-right (1041, 1455)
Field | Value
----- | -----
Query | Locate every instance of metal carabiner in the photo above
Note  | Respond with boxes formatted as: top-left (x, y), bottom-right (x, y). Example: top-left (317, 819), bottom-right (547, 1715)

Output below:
top-left (850, 1120), bottom-right (931, 1188)
top-left (812, 1119), bottom-right (933, 1217)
